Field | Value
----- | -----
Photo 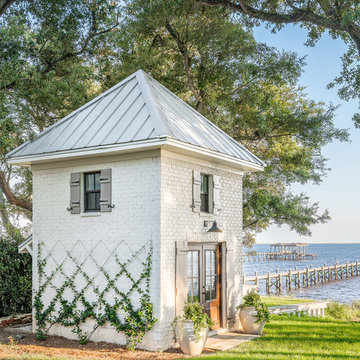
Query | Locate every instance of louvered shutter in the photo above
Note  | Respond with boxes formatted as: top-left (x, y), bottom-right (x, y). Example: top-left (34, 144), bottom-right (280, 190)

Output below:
top-left (175, 241), bottom-right (188, 315)
top-left (100, 169), bottom-right (112, 212)
top-left (192, 170), bottom-right (201, 213)
top-left (213, 175), bottom-right (221, 214)
top-left (70, 172), bottom-right (80, 214)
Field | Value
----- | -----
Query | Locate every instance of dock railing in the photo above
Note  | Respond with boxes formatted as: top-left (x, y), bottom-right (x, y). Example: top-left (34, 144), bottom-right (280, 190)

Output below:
top-left (243, 252), bottom-right (318, 263)
top-left (244, 261), bottom-right (360, 294)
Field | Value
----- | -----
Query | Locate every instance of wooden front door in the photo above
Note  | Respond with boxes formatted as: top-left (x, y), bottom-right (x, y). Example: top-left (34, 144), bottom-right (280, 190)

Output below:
top-left (187, 243), bottom-right (221, 329)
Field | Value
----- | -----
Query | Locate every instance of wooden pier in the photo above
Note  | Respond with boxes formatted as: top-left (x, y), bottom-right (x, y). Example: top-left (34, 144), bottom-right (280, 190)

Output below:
top-left (243, 261), bottom-right (360, 294)
top-left (243, 243), bottom-right (318, 263)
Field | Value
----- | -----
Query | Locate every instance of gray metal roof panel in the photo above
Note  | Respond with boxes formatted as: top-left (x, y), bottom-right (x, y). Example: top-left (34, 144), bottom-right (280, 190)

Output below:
top-left (7, 69), bottom-right (264, 167)
top-left (146, 73), bottom-right (263, 165)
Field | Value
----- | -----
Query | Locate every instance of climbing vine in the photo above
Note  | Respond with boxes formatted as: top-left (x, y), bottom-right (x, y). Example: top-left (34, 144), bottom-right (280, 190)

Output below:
top-left (34, 241), bottom-right (156, 350)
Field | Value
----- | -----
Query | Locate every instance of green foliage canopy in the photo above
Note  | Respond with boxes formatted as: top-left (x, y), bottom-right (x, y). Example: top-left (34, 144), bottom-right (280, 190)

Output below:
top-left (0, 236), bottom-right (32, 316)
top-left (0, 0), bottom-right (350, 247)
top-left (0, 0), bottom-right (121, 233)
top-left (111, 0), bottom-right (348, 245)
top-left (196, 0), bottom-right (360, 126)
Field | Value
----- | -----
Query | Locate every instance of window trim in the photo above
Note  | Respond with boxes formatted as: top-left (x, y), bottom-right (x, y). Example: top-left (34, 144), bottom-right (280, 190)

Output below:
top-left (84, 172), bottom-right (101, 213)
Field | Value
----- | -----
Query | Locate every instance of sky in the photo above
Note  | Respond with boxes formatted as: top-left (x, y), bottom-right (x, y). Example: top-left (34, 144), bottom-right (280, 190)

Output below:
top-left (252, 25), bottom-right (360, 244)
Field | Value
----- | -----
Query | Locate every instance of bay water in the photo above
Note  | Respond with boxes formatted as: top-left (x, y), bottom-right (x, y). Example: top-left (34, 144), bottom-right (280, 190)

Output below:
top-left (244, 243), bottom-right (360, 303)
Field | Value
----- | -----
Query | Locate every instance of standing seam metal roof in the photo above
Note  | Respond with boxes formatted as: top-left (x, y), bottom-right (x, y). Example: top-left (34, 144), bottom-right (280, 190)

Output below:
top-left (6, 70), bottom-right (264, 167)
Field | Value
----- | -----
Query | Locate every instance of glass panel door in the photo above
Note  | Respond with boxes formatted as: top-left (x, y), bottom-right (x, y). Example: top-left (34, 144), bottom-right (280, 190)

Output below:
top-left (205, 250), bottom-right (216, 301)
top-left (187, 243), bottom-right (222, 329)
top-left (187, 250), bottom-right (200, 302)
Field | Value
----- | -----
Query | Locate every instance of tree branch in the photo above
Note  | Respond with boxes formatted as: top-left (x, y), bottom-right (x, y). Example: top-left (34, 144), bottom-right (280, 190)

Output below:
top-left (41, 23), bottom-right (119, 76)
top-left (1, 10), bottom-right (119, 91)
top-left (0, 0), bottom-right (16, 17)
top-left (196, 0), bottom-right (360, 54)
top-left (0, 171), bottom-right (32, 212)
top-left (165, 20), bottom-right (204, 111)
top-left (0, 193), bottom-right (23, 241)
top-left (243, 218), bottom-right (259, 229)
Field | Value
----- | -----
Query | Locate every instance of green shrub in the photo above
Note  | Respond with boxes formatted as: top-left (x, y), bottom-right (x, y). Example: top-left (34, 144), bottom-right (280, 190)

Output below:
top-left (0, 237), bottom-right (32, 317)
top-left (326, 301), bottom-right (348, 320)
top-left (325, 301), bottom-right (360, 321)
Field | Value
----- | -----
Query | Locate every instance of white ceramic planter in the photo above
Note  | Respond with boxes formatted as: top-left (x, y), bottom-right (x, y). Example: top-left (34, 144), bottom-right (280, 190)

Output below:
top-left (175, 320), bottom-right (208, 356)
top-left (239, 307), bottom-right (266, 335)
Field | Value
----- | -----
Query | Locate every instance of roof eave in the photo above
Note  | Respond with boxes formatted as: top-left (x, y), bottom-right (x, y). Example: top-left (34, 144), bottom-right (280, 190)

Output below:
top-left (164, 138), bottom-right (264, 172)
top-left (7, 138), bottom-right (168, 167)
top-left (7, 137), bottom-right (264, 172)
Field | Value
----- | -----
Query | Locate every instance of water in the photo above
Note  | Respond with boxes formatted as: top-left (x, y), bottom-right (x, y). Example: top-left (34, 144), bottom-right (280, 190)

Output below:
top-left (243, 243), bottom-right (360, 303)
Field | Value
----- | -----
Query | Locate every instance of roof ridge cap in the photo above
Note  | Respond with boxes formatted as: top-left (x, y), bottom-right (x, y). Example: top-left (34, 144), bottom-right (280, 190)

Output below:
top-left (135, 70), bottom-right (170, 137)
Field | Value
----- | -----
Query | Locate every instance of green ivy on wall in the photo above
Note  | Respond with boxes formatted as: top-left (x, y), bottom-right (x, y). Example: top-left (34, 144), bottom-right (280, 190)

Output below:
top-left (34, 241), bottom-right (156, 350)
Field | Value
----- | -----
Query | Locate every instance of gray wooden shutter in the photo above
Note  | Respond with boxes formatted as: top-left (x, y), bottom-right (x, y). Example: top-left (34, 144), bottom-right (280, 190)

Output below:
top-left (100, 168), bottom-right (112, 212)
top-left (192, 170), bottom-right (201, 213)
top-left (70, 172), bottom-right (80, 214)
top-left (213, 175), bottom-right (221, 214)
top-left (175, 241), bottom-right (188, 315)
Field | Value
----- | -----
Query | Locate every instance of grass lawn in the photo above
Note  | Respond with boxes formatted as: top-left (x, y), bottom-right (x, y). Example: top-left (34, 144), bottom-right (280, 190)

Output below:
top-left (260, 296), bottom-right (315, 307)
top-left (1, 314), bottom-right (360, 359)
top-left (195, 315), bottom-right (360, 360)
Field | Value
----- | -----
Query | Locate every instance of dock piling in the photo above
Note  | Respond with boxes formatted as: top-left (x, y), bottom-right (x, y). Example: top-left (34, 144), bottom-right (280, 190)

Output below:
top-left (244, 260), bottom-right (360, 294)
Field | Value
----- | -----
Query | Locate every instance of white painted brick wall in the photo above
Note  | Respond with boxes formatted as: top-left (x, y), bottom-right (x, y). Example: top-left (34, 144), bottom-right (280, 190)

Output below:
top-left (31, 150), bottom-right (243, 351)
top-left (158, 153), bottom-right (243, 349)
top-left (32, 154), bottom-right (163, 350)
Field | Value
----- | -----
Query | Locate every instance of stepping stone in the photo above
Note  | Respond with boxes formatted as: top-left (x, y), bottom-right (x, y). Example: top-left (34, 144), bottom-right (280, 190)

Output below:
top-left (205, 332), bottom-right (259, 351)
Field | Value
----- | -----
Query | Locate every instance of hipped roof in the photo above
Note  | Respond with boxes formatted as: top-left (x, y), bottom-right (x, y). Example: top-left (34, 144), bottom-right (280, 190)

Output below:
top-left (7, 70), bottom-right (264, 171)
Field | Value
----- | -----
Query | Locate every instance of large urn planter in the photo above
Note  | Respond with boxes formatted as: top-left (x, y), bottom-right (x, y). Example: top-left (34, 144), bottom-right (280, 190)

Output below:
top-left (237, 289), bottom-right (269, 335)
top-left (174, 320), bottom-right (209, 356)
top-left (173, 302), bottom-right (213, 356)
top-left (239, 307), bottom-right (266, 335)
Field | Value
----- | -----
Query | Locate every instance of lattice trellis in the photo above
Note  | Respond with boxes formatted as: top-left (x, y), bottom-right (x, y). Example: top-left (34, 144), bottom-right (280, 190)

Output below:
top-left (34, 239), bottom-right (156, 348)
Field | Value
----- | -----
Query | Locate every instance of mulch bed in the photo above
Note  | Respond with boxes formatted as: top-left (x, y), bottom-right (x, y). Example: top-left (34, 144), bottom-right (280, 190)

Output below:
top-left (0, 327), bottom-right (214, 359)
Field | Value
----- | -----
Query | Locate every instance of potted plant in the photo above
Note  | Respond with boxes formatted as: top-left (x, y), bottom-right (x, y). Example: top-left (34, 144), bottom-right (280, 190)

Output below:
top-left (237, 289), bottom-right (269, 335)
top-left (173, 302), bottom-right (214, 355)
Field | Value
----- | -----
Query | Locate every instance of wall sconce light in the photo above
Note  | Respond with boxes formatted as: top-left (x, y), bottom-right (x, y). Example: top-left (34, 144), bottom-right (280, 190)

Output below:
top-left (204, 220), bottom-right (222, 233)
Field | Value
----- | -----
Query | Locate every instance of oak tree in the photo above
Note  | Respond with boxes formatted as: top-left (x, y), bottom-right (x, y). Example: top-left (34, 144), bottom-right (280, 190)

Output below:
top-left (195, 0), bottom-right (360, 125)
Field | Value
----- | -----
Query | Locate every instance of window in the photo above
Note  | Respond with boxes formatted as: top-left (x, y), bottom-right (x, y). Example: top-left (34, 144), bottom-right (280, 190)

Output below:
top-left (205, 250), bottom-right (217, 301)
top-left (200, 174), bottom-right (210, 212)
top-left (84, 172), bottom-right (100, 212)
top-left (187, 250), bottom-right (200, 302)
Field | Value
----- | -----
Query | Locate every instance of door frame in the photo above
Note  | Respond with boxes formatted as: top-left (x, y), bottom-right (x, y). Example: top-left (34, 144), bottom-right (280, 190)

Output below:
top-left (187, 241), bottom-right (227, 328)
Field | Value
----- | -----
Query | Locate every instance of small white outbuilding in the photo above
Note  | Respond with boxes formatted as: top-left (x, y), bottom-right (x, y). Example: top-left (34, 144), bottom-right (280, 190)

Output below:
top-left (8, 70), bottom-right (264, 350)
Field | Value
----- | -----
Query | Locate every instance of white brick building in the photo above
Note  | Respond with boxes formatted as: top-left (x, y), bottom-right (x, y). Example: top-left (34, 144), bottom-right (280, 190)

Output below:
top-left (8, 70), bottom-right (264, 350)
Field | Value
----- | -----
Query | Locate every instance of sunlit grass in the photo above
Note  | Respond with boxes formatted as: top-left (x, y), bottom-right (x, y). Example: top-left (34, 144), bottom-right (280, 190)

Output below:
top-left (1, 314), bottom-right (360, 359)
top-left (260, 296), bottom-right (315, 307)
top-left (196, 315), bottom-right (360, 360)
